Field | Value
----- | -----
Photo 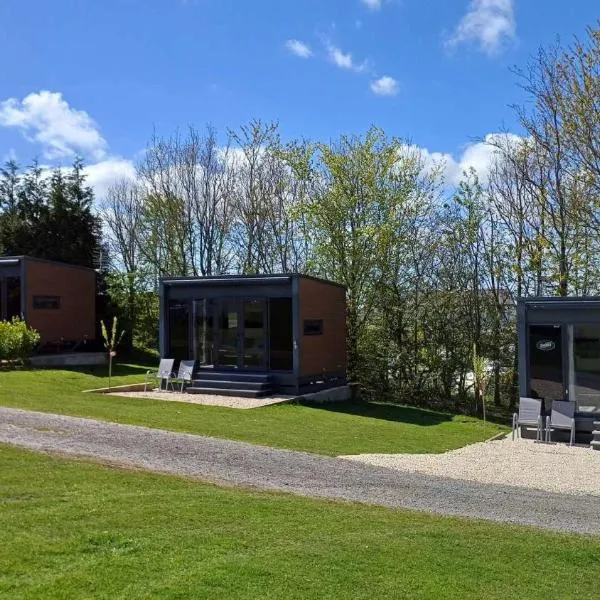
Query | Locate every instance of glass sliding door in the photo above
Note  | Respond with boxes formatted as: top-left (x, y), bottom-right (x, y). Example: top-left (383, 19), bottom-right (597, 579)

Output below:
top-left (194, 299), bottom-right (215, 366)
top-left (528, 324), bottom-right (564, 407)
top-left (571, 324), bottom-right (600, 412)
top-left (211, 297), bottom-right (269, 370)
top-left (168, 301), bottom-right (191, 360)
top-left (242, 299), bottom-right (267, 369)
top-left (215, 299), bottom-right (241, 368)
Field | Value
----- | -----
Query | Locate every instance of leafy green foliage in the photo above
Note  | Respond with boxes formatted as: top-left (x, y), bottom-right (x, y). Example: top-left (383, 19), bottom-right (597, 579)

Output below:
top-left (287, 127), bottom-right (436, 381)
top-left (104, 272), bottom-right (159, 351)
top-left (100, 316), bottom-right (125, 353)
top-left (0, 318), bottom-right (40, 364)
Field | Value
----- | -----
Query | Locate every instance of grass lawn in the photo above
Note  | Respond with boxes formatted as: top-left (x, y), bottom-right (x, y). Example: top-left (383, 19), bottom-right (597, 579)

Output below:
top-left (0, 364), bottom-right (507, 455)
top-left (0, 445), bottom-right (598, 600)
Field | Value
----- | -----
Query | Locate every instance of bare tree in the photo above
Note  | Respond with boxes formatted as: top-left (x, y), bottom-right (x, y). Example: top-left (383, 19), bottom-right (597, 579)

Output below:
top-left (103, 179), bottom-right (143, 275)
top-left (101, 178), bottom-right (145, 348)
top-left (136, 126), bottom-right (235, 277)
top-left (514, 45), bottom-right (582, 295)
top-left (228, 120), bottom-right (280, 273)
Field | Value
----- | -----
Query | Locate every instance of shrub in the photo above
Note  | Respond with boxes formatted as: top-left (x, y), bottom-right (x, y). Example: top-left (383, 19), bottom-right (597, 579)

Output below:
top-left (0, 317), bottom-right (41, 364)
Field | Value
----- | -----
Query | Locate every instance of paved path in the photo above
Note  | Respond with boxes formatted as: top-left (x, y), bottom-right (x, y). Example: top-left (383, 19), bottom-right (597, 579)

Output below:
top-left (1, 407), bottom-right (599, 535)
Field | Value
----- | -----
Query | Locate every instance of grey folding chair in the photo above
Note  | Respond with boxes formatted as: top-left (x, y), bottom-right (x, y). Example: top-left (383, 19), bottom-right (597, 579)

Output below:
top-left (174, 359), bottom-right (196, 392)
top-left (512, 397), bottom-right (543, 441)
top-left (545, 400), bottom-right (576, 446)
top-left (144, 358), bottom-right (176, 392)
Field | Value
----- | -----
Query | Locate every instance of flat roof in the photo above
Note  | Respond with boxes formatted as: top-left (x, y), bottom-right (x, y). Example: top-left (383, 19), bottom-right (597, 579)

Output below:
top-left (0, 255), bottom-right (96, 272)
top-left (518, 296), bottom-right (600, 303)
top-left (518, 297), bottom-right (600, 313)
top-left (160, 273), bottom-right (346, 289)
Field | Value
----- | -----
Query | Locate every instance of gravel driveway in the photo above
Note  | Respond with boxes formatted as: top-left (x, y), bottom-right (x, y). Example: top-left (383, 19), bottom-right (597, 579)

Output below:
top-left (342, 437), bottom-right (600, 497)
top-left (1, 407), bottom-right (600, 535)
top-left (108, 390), bottom-right (294, 409)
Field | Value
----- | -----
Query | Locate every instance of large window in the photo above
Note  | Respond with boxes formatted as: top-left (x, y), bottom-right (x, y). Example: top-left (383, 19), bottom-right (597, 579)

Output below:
top-left (243, 299), bottom-right (266, 369)
top-left (170, 295), bottom-right (293, 371)
top-left (528, 324), bottom-right (563, 405)
top-left (571, 324), bottom-right (600, 411)
top-left (168, 301), bottom-right (190, 361)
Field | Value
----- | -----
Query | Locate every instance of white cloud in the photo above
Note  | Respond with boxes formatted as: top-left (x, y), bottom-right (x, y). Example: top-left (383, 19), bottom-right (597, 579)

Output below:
top-left (457, 141), bottom-right (497, 181)
top-left (360, 0), bottom-right (399, 12)
top-left (84, 158), bottom-right (135, 201)
top-left (446, 0), bottom-right (516, 55)
top-left (413, 133), bottom-right (523, 186)
top-left (409, 145), bottom-right (458, 184)
top-left (326, 42), bottom-right (367, 72)
top-left (370, 76), bottom-right (399, 96)
top-left (285, 39), bottom-right (313, 59)
top-left (361, 0), bottom-right (382, 10)
top-left (0, 90), bottom-right (138, 202)
top-left (456, 133), bottom-right (523, 183)
top-left (0, 90), bottom-right (107, 160)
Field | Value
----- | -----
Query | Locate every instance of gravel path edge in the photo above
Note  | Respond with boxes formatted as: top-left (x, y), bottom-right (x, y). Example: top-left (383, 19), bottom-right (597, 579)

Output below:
top-left (2, 407), bottom-right (600, 535)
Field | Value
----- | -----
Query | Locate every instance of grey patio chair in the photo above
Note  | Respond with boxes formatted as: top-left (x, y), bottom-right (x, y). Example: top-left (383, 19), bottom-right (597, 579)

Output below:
top-left (512, 397), bottom-right (544, 441)
top-left (545, 400), bottom-right (576, 446)
top-left (173, 359), bottom-right (196, 392)
top-left (144, 358), bottom-right (176, 392)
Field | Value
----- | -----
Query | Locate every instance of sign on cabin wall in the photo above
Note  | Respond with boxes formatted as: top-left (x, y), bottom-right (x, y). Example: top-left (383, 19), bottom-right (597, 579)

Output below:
top-left (536, 340), bottom-right (556, 352)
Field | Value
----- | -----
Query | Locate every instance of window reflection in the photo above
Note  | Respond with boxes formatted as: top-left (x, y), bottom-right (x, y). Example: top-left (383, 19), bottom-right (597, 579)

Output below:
top-left (194, 299), bottom-right (214, 366)
top-left (243, 299), bottom-right (265, 368)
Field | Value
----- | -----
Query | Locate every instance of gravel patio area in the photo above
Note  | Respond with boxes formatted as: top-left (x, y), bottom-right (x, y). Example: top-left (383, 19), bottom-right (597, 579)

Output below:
top-left (341, 436), bottom-right (600, 497)
top-left (1, 407), bottom-right (600, 534)
top-left (108, 390), bottom-right (294, 409)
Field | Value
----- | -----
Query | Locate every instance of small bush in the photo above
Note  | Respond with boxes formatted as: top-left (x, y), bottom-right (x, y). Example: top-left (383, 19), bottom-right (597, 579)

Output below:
top-left (0, 318), bottom-right (41, 365)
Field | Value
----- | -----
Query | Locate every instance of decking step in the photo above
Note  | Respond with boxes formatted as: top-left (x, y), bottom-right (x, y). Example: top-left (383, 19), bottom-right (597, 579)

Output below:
top-left (186, 387), bottom-right (271, 399)
top-left (591, 440), bottom-right (600, 450)
top-left (592, 430), bottom-right (600, 437)
top-left (193, 371), bottom-right (272, 383)
top-left (191, 379), bottom-right (272, 392)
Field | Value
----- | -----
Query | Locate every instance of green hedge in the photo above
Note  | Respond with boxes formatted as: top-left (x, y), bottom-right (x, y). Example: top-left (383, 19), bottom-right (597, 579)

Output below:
top-left (0, 318), bottom-right (41, 364)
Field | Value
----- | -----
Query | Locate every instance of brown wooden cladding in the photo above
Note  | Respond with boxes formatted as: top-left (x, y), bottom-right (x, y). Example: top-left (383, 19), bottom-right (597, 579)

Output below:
top-left (298, 278), bottom-right (346, 377)
top-left (25, 260), bottom-right (96, 343)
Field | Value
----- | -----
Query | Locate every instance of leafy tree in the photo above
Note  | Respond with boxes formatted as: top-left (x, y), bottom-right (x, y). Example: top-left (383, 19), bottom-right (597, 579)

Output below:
top-left (0, 158), bottom-right (102, 269)
top-left (288, 127), bottom-right (422, 381)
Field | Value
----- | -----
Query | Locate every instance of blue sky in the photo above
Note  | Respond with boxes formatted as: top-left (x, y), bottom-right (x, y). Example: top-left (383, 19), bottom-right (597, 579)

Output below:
top-left (0, 0), bottom-right (598, 196)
